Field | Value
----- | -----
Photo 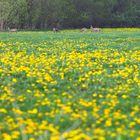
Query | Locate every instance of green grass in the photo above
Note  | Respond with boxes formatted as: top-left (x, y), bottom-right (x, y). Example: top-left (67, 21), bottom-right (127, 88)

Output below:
top-left (0, 28), bottom-right (140, 140)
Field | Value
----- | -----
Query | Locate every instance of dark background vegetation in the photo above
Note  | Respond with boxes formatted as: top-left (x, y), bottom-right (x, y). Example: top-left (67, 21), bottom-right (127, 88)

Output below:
top-left (0, 0), bottom-right (140, 30)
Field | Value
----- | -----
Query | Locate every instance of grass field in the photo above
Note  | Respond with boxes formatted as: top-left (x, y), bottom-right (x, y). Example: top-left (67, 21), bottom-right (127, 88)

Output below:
top-left (0, 29), bottom-right (140, 140)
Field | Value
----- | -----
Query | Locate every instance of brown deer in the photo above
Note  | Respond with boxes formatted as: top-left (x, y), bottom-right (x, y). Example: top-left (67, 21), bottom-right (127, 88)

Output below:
top-left (90, 25), bottom-right (101, 32)
top-left (8, 27), bottom-right (17, 32)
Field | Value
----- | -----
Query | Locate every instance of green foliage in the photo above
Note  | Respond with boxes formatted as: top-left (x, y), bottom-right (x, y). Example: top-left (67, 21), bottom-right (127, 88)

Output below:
top-left (0, 29), bottom-right (140, 139)
top-left (0, 0), bottom-right (140, 29)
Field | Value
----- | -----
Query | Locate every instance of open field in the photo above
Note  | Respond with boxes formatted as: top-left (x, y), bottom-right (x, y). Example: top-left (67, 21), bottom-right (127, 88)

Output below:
top-left (0, 29), bottom-right (140, 140)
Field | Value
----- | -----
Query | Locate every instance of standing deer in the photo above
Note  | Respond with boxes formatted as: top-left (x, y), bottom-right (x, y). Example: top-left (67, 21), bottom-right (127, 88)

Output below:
top-left (53, 27), bottom-right (59, 32)
top-left (8, 27), bottom-right (17, 32)
top-left (90, 25), bottom-right (101, 32)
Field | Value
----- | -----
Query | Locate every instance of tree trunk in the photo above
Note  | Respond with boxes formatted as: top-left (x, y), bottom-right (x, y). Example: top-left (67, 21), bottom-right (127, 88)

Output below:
top-left (0, 20), bottom-right (4, 31)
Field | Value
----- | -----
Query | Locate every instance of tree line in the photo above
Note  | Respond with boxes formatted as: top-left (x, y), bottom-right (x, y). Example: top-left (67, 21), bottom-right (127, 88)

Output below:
top-left (0, 0), bottom-right (140, 30)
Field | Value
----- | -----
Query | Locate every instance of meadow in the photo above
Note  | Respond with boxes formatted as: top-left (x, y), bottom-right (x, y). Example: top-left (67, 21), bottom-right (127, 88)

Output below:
top-left (0, 28), bottom-right (140, 140)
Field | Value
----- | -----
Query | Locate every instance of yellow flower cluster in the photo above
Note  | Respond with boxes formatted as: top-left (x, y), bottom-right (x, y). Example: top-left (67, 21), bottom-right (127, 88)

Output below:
top-left (0, 29), bottom-right (140, 140)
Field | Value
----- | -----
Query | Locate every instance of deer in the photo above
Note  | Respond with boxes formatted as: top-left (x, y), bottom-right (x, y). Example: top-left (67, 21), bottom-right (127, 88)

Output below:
top-left (8, 27), bottom-right (17, 32)
top-left (80, 28), bottom-right (87, 32)
top-left (90, 25), bottom-right (101, 32)
top-left (53, 27), bottom-right (60, 32)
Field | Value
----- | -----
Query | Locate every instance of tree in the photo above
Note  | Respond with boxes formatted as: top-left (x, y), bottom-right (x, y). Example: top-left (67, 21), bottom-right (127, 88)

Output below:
top-left (0, 0), bottom-right (139, 30)
top-left (0, 0), bottom-right (10, 30)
